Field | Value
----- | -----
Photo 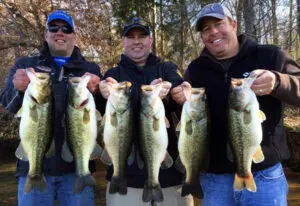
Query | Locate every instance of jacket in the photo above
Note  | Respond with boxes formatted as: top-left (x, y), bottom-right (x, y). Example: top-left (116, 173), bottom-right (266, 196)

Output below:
top-left (103, 53), bottom-right (184, 188)
top-left (0, 42), bottom-right (105, 176)
top-left (184, 34), bottom-right (300, 174)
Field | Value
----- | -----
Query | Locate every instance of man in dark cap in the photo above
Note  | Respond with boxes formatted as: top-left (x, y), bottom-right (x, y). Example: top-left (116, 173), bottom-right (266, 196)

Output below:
top-left (171, 3), bottom-right (300, 206)
top-left (0, 10), bottom-right (104, 206)
top-left (99, 16), bottom-right (194, 206)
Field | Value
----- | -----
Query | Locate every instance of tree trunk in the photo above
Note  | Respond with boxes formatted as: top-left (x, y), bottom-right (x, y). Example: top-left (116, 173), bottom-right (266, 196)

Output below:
top-left (271, 0), bottom-right (278, 45)
top-left (236, 0), bottom-right (243, 35)
top-left (159, 0), bottom-right (164, 58)
top-left (152, 0), bottom-right (157, 54)
top-left (243, 0), bottom-right (257, 41)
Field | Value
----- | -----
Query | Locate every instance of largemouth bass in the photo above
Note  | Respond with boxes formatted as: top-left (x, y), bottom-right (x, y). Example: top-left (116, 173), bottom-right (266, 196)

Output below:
top-left (62, 75), bottom-right (102, 194)
top-left (140, 82), bottom-right (173, 203)
top-left (102, 81), bottom-right (133, 195)
top-left (15, 67), bottom-right (54, 194)
top-left (177, 86), bottom-right (208, 198)
top-left (228, 76), bottom-right (266, 192)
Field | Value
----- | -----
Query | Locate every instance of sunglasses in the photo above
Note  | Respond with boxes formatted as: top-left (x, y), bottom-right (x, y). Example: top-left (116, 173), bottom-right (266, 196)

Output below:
top-left (47, 25), bottom-right (74, 34)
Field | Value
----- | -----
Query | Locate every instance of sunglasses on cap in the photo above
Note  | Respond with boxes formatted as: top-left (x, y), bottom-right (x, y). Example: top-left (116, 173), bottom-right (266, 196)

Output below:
top-left (47, 24), bottom-right (74, 34)
top-left (124, 17), bottom-right (148, 27)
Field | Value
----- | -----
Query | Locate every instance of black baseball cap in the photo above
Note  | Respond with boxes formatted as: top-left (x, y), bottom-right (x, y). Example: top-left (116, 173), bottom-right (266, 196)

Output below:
top-left (123, 17), bottom-right (150, 36)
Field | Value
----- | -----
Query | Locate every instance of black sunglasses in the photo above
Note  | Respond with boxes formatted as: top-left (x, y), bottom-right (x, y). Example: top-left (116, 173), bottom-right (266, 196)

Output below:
top-left (47, 25), bottom-right (74, 34)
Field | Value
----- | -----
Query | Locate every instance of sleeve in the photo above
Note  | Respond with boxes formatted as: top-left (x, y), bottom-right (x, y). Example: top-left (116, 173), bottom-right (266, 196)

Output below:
top-left (271, 49), bottom-right (300, 106)
top-left (0, 58), bottom-right (26, 114)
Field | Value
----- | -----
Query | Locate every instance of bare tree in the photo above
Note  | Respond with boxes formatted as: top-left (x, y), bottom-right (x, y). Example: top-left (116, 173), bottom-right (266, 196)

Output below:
top-left (243, 0), bottom-right (257, 40)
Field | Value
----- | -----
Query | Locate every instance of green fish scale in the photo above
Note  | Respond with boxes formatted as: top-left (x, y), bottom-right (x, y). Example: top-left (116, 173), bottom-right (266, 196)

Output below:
top-left (108, 110), bottom-right (132, 178)
top-left (229, 110), bottom-right (257, 177)
top-left (140, 113), bottom-right (167, 187)
top-left (67, 107), bottom-right (94, 176)
top-left (24, 104), bottom-right (52, 177)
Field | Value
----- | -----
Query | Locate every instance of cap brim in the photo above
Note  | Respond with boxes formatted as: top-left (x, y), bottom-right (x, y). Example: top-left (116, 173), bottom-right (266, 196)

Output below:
top-left (195, 13), bottom-right (225, 31)
top-left (47, 18), bottom-right (74, 30)
top-left (124, 25), bottom-right (150, 36)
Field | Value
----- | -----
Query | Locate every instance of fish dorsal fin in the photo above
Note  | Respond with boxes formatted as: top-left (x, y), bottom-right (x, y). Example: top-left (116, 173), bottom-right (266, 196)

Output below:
top-left (100, 148), bottom-right (112, 166)
top-left (45, 139), bottom-right (55, 158)
top-left (160, 152), bottom-right (173, 169)
top-left (165, 117), bottom-right (170, 128)
top-left (252, 145), bottom-right (265, 163)
top-left (15, 143), bottom-right (28, 161)
top-left (176, 120), bottom-right (181, 132)
top-left (90, 144), bottom-right (103, 160)
top-left (258, 110), bottom-right (266, 123)
top-left (61, 141), bottom-right (74, 162)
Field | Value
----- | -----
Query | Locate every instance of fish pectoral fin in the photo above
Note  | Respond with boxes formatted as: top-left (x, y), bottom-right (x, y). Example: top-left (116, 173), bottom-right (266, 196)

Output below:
top-left (110, 112), bottom-right (118, 127)
top-left (15, 107), bottom-right (23, 118)
top-left (136, 149), bottom-right (144, 169)
top-left (29, 105), bottom-right (38, 122)
top-left (83, 108), bottom-right (90, 124)
top-left (45, 139), bottom-right (55, 158)
top-left (165, 117), bottom-right (170, 128)
top-left (61, 141), bottom-right (74, 162)
top-left (174, 156), bottom-right (185, 173)
top-left (185, 120), bottom-right (193, 135)
top-left (127, 146), bottom-right (135, 166)
top-left (243, 112), bottom-right (252, 125)
top-left (153, 117), bottom-right (160, 131)
top-left (15, 143), bottom-right (28, 161)
top-left (258, 110), bottom-right (266, 123)
top-left (90, 144), bottom-right (103, 160)
top-left (226, 143), bottom-right (234, 162)
top-left (176, 120), bottom-right (181, 132)
top-left (160, 152), bottom-right (173, 170)
top-left (100, 148), bottom-right (112, 166)
top-left (101, 114), bottom-right (106, 127)
top-left (252, 145), bottom-right (265, 163)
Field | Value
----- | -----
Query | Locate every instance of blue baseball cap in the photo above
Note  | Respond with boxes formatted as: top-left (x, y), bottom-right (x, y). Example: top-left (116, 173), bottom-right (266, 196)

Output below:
top-left (123, 17), bottom-right (150, 36)
top-left (195, 3), bottom-right (233, 31)
top-left (47, 10), bottom-right (75, 31)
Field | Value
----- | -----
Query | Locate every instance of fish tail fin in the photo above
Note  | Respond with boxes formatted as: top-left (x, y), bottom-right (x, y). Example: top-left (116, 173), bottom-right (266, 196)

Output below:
top-left (234, 173), bottom-right (257, 192)
top-left (24, 175), bottom-right (47, 194)
top-left (109, 177), bottom-right (127, 195)
top-left (181, 182), bottom-right (203, 198)
top-left (142, 183), bottom-right (163, 203)
top-left (74, 175), bottom-right (96, 194)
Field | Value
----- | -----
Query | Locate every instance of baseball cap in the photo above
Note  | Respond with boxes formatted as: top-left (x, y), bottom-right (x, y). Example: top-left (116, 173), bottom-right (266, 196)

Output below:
top-left (195, 3), bottom-right (233, 31)
top-left (47, 10), bottom-right (75, 31)
top-left (123, 17), bottom-right (150, 36)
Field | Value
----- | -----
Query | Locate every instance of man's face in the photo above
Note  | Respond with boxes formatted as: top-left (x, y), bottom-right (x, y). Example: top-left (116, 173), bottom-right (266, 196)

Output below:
top-left (200, 17), bottom-right (238, 59)
top-left (45, 20), bottom-right (75, 57)
top-left (123, 28), bottom-right (153, 66)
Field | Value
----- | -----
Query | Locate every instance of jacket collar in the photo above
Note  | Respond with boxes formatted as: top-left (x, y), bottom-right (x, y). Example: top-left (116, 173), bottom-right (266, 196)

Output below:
top-left (118, 53), bottom-right (161, 70)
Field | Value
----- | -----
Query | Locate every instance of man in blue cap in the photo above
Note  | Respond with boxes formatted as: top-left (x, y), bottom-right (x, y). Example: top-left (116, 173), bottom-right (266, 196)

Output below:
top-left (171, 2), bottom-right (300, 206)
top-left (99, 16), bottom-right (194, 206)
top-left (0, 10), bottom-right (104, 206)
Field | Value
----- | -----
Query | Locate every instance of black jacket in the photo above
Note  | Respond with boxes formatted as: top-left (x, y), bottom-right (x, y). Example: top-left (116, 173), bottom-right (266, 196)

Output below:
top-left (185, 34), bottom-right (300, 174)
top-left (103, 53), bottom-right (184, 188)
top-left (0, 42), bottom-right (105, 176)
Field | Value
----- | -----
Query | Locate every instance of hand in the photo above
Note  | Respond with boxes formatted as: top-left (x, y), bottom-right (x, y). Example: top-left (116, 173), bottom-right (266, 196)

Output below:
top-left (250, 69), bottom-right (277, 96)
top-left (171, 81), bottom-right (191, 104)
top-left (99, 77), bottom-right (118, 99)
top-left (84, 72), bottom-right (100, 95)
top-left (13, 68), bottom-right (30, 92)
top-left (150, 78), bottom-right (172, 99)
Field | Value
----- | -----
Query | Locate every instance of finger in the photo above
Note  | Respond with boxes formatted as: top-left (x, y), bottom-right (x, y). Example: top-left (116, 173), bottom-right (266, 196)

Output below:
top-left (151, 78), bottom-right (163, 85)
top-left (106, 77), bottom-right (118, 84)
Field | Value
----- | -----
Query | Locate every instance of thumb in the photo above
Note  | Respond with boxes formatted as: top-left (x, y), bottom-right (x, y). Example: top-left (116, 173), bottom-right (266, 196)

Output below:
top-left (151, 78), bottom-right (163, 85)
top-left (106, 77), bottom-right (118, 84)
